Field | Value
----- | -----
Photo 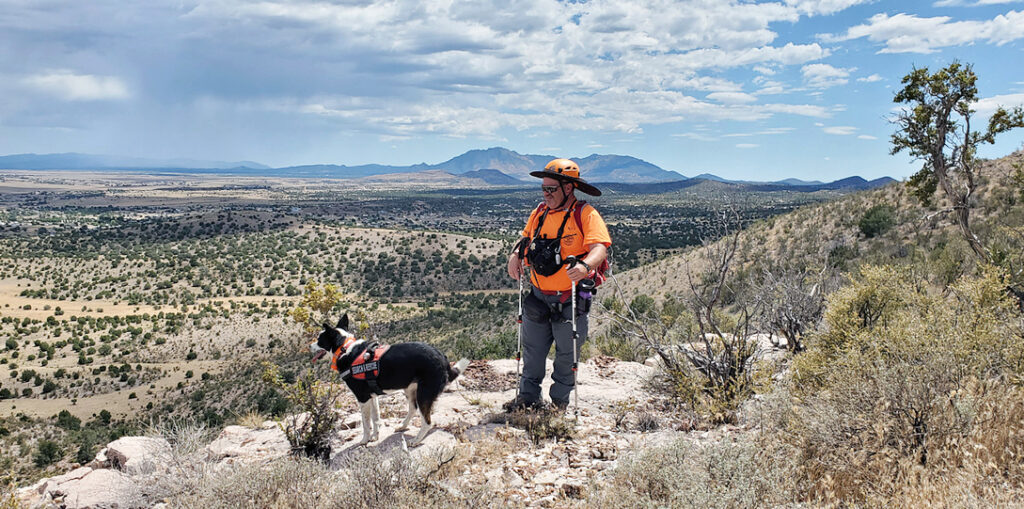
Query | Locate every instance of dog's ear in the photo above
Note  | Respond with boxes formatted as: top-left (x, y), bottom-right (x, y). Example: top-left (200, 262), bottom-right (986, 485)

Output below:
top-left (322, 322), bottom-right (332, 330)
top-left (338, 314), bottom-right (349, 330)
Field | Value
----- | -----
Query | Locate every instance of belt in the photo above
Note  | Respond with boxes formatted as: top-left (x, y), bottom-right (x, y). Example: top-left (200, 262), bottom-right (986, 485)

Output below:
top-left (537, 288), bottom-right (571, 296)
top-left (535, 288), bottom-right (575, 304)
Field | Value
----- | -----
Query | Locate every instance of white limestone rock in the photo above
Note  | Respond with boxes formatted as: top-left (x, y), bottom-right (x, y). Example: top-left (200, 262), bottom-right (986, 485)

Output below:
top-left (103, 436), bottom-right (172, 475)
top-left (205, 425), bottom-right (291, 465)
top-left (51, 468), bottom-right (136, 509)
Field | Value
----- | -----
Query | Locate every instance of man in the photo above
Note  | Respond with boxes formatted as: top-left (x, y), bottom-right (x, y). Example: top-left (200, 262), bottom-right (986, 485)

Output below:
top-left (505, 158), bottom-right (611, 412)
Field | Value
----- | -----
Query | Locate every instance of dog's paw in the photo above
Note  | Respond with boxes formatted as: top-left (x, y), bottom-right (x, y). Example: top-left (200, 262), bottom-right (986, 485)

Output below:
top-left (369, 433), bottom-right (379, 442)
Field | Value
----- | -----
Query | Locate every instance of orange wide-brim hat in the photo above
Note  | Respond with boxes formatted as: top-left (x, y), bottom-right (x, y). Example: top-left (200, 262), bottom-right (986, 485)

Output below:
top-left (529, 158), bottom-right (601, 196)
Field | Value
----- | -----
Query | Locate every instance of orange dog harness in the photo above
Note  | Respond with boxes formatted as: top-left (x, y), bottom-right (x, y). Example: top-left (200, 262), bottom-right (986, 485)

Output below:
top-left (333, 341), bottom-right (390, 395)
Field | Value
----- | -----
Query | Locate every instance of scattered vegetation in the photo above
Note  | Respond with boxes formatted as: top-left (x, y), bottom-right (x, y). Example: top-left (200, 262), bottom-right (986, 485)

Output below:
top-left (3, 61), bottom-right (1024, 507)
top-left (261, 363), bottom-right (344, 461)
top-left (487, 409), bottom-right (577, 444)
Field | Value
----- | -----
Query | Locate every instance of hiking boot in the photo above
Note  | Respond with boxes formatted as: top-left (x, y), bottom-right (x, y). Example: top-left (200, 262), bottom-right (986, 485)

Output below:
top-left (503, 396), bottom-right (543, 412)
top-left (550, 399), bottom-right (570, 413)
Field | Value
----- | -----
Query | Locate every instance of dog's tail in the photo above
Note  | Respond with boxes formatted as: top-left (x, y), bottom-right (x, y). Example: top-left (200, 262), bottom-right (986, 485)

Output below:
top-left (448, 358), bottom-right (470, 383)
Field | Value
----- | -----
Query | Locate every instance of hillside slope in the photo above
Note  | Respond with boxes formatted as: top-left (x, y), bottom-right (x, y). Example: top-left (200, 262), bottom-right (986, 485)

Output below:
top-left (607, 150), bottom-right (1024, 302)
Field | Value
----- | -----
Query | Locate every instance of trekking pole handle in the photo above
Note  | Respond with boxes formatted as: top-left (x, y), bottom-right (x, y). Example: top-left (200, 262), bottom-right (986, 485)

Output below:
top-left (565, 255), bottom-right (577, 267)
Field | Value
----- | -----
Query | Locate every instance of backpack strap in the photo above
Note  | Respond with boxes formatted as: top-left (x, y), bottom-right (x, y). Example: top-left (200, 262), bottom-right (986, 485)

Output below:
top-left (572, 200), bottom-right (587, 234)
top-left (528, 202), bottom-right (548, 243)
top-left (570, 200), bottom-right (610, 286)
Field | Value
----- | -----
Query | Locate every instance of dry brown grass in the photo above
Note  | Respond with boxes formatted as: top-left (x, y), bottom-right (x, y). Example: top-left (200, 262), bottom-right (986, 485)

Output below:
top-left (588, 434), bottom-right (800, 508)
top-left (164, 448), bottom-right (500, 509)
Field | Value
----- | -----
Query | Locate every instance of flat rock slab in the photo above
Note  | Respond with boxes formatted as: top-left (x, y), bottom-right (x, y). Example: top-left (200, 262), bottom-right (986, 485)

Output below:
top-left (331, 424), bottom-right (458, 469)
top-left (53, 468), bottom-right (136, 509)
top-left (97, 436), bottom-right (171, 475)
top-left (206, 425), bottom-right (291, 465)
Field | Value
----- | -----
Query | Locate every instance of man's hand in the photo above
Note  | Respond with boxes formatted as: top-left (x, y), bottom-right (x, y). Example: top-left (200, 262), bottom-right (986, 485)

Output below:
top-left (566, 244), bottom-right (606, 283)
top-left (566, 263), bottom-right (589, 282)
top-left (508, 253), bottom-right (523, 280)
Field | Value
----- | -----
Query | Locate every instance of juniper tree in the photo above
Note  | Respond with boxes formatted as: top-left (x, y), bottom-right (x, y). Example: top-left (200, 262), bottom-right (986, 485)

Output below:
top-left (891, 61), bottom-right (1024, 262)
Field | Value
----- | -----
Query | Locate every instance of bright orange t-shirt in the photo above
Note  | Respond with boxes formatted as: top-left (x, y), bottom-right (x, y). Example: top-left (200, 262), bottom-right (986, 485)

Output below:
top-left (521, 200), bottom-right (612, 292)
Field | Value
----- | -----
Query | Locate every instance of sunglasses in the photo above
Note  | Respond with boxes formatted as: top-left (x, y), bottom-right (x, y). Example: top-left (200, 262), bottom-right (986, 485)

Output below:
top-left (541, 185), bottom-right (561, 194)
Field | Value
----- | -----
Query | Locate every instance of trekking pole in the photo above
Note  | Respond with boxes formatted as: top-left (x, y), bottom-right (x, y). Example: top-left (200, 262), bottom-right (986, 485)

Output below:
top-left (566, 256), bottom-right (580, 418)
top-left (516, 272), bottom-right (523, 379)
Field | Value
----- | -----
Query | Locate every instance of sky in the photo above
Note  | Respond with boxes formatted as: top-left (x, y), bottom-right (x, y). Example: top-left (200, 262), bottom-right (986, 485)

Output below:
top-left (1, 0), bottom-right (1023, 181)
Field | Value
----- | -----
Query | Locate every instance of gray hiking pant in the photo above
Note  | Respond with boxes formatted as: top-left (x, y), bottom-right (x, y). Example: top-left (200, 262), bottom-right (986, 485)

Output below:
top-left (519, 287), bottom-right (589, 404)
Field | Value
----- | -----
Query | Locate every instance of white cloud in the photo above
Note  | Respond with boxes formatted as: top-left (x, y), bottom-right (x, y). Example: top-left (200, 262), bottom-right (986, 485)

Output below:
top-left (172, 0), bottom-right (843, 137)
top-left (672, 132), bottom-right (718, 142)
top-left (760, 103), bottom-right (831, 117)
top-left (1, 0), bottom-right (881, 143)
top-left (724, 127), bottom-right (795, 137)
top-left (786, 0), bottom-right (875, 15)
top-left (975, 93), bottom-right (1024, 116)
top-left (736, 143), bottom-right (759, 148)
top-left (821, 10), bottom-right (1024, 53)
top-left (753, 76), bottom-right (789, 95)
top-left (857, 134), bottom-right (878, 140)
top-left (23, 70), bottom-right (129, 101)
top-left (802, 63), bottom-right (854, 88)
top-left (824, 126), bottom-right (858, 135)
top-left (707, 92), bottom-right (758, 104)
top-left (934, 0), bottom-right (1024, 6)
top-left (857, 74), bottom-right (883, 83)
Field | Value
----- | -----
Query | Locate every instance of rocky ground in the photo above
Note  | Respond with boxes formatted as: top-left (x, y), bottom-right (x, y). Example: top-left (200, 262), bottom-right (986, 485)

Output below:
top-left (15, 354), bottom-right (775, 508)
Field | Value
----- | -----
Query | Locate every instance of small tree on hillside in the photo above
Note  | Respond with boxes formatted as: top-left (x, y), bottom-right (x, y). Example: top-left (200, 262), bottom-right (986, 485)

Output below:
top-left (604, 212), bottom-right (760, 423)
top-left (891, 61), bottom-right (1024, 262)
top-left (753, 267), bottom-right (834, 352)
top-left (289, 281), bottom-right (344, 339)
top-left (858, 204), bottom-right (896, 239)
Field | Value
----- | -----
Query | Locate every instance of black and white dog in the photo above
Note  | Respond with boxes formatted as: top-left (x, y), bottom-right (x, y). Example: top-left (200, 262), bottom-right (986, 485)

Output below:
top-left (310, 314), bottom-right (469, 447)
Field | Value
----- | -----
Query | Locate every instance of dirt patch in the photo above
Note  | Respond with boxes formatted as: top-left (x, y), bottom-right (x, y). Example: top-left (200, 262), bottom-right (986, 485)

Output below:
top-left (591, 355), bottom-right (618, 377)
top-left (459, 360), bottom-right (518, 392)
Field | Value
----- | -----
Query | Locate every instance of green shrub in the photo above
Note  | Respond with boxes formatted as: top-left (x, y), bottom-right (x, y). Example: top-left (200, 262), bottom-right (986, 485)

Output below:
top-left (440, 330), bottom-right (515, 360)
top-left (261, 363), bottom-right (343, 461)
top-left (858, 204), bottom-right (896, 238)
top-left (56, 410), bottom-right (80, 431)
top-left (33, 439), bottom-right (61, 467)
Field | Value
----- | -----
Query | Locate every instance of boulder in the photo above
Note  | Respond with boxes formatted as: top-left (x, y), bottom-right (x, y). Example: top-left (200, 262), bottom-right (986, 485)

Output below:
top-left (206, 425), bottom-right (290, 464)
top-left (51, 468), bottom-right (135, 509)
top-left (100, 436), bottom-right (171, 475)
top-left (36, 466), bottom-right (93, 496)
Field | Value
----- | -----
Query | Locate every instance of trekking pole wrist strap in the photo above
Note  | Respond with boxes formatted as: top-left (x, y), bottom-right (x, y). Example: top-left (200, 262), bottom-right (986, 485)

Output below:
top-left (512, 237), bottom-right (529, 259)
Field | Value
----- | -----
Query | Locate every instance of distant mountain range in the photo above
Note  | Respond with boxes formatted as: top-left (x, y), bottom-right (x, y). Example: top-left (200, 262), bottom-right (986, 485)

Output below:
top-left (271, 147), bottom-right (684, 183)
top-left (0, 148), bottom-right (895, 190)
top-left (601, 175), bottom-right (894, 194)
top-left (0, 153), bottom-right (269, 171)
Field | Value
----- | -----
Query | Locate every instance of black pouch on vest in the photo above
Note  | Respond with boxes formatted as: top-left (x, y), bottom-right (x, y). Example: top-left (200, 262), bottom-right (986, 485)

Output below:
top-left (526, 206), bottom-right (575, 277)
top-left (527, 237), bottom-right (564, 276)
top-left (523, 291), bottom-right (552, 322)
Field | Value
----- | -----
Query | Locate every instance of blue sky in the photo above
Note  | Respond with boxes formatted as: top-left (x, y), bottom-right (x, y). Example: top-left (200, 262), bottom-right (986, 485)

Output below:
top-left (1, 0), bottom-right (1023, 181)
